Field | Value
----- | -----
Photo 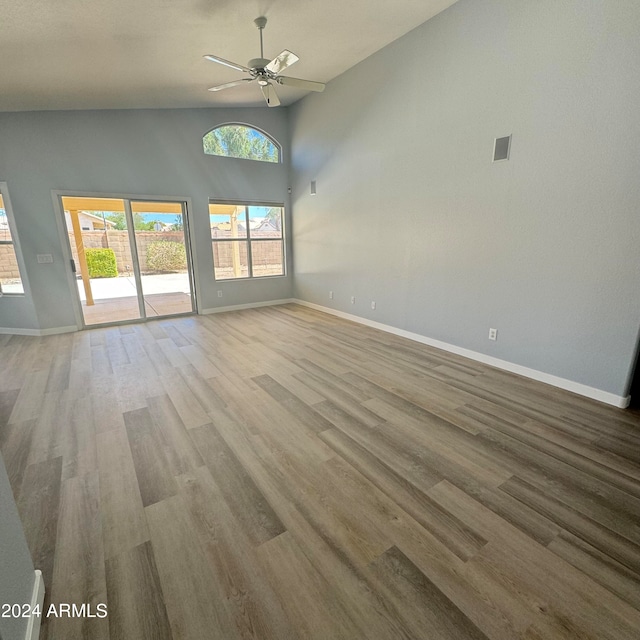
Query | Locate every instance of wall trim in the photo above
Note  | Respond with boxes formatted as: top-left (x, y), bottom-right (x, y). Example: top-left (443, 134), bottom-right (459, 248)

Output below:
top-left (200, 298), bottom-right (295, 315)
top-left (293, 299), bottom-right (630, 409)
top-left (40, 325), bottom-right (78, 336)
top-left (0, 325), bottom-right (77, 336)
top-left (24, 570), bottom-right (44, 640)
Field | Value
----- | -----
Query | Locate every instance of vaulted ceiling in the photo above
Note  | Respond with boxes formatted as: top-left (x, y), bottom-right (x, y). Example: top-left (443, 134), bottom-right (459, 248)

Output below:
top-left (0, 0), bottom-right (458, 111)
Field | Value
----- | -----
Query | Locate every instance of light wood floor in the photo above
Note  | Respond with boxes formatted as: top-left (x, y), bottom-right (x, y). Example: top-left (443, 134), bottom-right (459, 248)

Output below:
top-left (1, 304), bottom-right (640, 640)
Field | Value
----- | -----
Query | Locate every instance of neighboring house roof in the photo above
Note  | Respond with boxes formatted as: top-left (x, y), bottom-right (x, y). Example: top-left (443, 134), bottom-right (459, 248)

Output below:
top-left (153, 222), bottom-right (174, 231)
top-left (253, 219), bottom-right (279, 232)
top-left (211, 222), bottom-right (247, 237)
top-left (212, 219), bottom-right (279, 234)
top-left (64, 210), bottom-right (117, 231)
top-left (79, 211), bottom-right (117, 227)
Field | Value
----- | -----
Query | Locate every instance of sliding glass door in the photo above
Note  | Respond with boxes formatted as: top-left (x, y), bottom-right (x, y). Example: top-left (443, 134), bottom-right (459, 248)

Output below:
top-left (130, 201), bottom-right (194, 318)
top-left (61, 196), bottom-right (195, 327)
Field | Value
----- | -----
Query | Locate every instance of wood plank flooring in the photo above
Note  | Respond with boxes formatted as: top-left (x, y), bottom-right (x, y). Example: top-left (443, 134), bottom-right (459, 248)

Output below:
top-left (1, 303), bottom-right (640, 639)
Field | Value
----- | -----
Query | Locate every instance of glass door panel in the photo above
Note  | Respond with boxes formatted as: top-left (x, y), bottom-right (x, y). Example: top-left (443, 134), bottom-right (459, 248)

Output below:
top-left (129, 201), bottom-right (195, 318)
top-left (62, 196), bottom-right (143, 326)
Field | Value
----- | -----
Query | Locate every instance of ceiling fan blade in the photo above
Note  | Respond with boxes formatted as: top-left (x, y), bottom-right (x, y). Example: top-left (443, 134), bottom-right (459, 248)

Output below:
top-left (208, 78), bottom-right (255, 92)
top-left (203, 55), bottom-right (251, 73)
top-left (261, 83), bottom-right (281, 107)
top-left (265, 50), bottom-right (299, 75)
top-left (277, 76), bottom-right (325, 92)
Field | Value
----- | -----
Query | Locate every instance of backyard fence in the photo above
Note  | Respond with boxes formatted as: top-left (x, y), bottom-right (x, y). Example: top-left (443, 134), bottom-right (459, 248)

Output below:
top-left (0, 231), bottom-right (284, 283)
top-left (212, 240), bottom-right (283, 277)
top-left (69, 231), bottom-right (186, 275)
top-left (0, 244), bottom-right (21, 282)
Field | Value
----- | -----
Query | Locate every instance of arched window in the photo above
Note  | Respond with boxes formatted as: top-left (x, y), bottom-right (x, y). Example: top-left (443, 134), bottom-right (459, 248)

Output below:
top-left (203, 124), bottom-right (280, 163)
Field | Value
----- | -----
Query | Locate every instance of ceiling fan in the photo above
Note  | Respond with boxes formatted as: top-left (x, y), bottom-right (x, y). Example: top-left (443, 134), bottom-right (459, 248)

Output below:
top-left (204, 16), bottom-right (325, 107)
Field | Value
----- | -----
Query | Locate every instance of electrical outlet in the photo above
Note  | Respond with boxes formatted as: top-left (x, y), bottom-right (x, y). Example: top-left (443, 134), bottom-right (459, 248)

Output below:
top-left (488, 328), bottom-right (498, 341)
top-left (217, 290), bottom-right (223, 298)
top-left (350, 296), bottom-right (356, 304)
top-left (329, 291), bottom-right (334, 299)
top-left (371, 301), bottom-right (376, 310)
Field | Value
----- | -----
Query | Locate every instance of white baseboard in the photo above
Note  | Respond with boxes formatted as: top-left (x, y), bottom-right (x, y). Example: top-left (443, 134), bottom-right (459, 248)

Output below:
top-left (201, 298), bottom-right (295, 315)
top-left (0, 325), bottom-right (77, 336)
top-left (40, 325), bottom-right (78, 336)
top-left (0, 327), bottom-right (40, 336)
top-left (24, 570), bottom-right (45, 640)
top-left (293, 299), bottom-right (630, 409)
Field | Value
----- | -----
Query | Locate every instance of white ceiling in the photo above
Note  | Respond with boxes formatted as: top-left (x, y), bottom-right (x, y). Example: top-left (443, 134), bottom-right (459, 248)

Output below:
top-left (0, 0), bottom-right (458, 112)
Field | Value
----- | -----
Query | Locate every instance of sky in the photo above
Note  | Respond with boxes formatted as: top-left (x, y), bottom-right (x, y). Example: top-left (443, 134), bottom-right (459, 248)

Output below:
top-left (124, 206), bottom-right (273, 225)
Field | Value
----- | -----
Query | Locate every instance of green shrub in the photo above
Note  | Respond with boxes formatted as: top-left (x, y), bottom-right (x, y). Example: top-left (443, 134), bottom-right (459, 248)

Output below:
top-left (85, 248), bottom-right (118, 278)
top-left (146, 240), bottom-right (187, 272)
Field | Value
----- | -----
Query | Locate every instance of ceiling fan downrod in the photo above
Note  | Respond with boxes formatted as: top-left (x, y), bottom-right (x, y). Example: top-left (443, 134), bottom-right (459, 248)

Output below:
top-left (255, 16), bottom-right (267, 59)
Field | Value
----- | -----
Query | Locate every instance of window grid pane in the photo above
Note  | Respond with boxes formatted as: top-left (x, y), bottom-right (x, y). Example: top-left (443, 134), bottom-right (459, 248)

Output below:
top-left (250, 240), bottom-right (284, 277)
top-left (210, 208), bottom-right (248, 239)
top-left (212, 240), bottom-right (249, 280)
top-left (0, 191), bottom-right (25, 294)
top-left (211, 203), bottom-right (285, 281)
top-left (0, 243), bottom-right (24, 293)
top-left (0, 201), bottom-right (12, 242)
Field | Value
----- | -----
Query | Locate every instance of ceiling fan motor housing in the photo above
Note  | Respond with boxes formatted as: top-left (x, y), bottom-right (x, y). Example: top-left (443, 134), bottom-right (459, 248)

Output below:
top-left (248, 58), bottom-right (271, 71)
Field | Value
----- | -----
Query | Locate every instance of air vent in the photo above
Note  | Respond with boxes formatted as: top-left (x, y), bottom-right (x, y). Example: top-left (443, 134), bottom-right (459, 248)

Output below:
top-left (493, 135), bottom-right (511, 162)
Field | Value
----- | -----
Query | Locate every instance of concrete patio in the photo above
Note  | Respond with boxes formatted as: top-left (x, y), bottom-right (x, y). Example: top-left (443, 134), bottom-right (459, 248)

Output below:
top-left (77, 273), bottom-right (193, 325)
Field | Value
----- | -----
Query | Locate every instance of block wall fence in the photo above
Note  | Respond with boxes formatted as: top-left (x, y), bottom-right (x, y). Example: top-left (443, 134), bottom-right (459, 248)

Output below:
top-left (0, 231), bottom-right (284, 283)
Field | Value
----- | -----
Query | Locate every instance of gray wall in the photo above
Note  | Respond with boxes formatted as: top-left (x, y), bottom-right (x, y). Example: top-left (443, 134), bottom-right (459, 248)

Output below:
top-left (0, 107), bottom-right (292, 331)
top-left (0, 455), bottom-right (35, 640)
top-left (289, 0), bottom-right (640, 397)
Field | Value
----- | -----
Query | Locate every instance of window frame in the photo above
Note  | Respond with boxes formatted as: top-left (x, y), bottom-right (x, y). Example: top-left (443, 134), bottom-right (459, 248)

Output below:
top-left (0, 182), bottom-right (28, 297)
top-left (203, 123), bottom-right (282, 164)
top-left (210, 200), bottom-right (286, 282)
